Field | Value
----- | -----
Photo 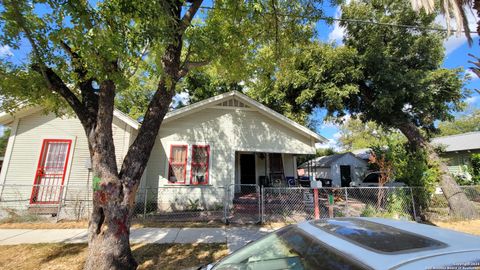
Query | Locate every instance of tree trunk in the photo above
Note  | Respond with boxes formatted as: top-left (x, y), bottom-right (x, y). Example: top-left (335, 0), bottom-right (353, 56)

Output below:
top-left (398, 122), bottom-right (478, 219)
top-left (85, 183), bottom-right (137, 270)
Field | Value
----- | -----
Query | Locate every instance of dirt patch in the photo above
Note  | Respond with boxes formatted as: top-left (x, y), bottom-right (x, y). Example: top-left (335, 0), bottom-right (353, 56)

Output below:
top-left (0, 243), bottom-right (227, 270)
top-left (432, 219), bottom-right (480, 236)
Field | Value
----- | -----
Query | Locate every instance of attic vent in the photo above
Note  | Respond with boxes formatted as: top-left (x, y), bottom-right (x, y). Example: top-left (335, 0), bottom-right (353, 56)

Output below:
top-left (217, 98), bottom-right (249, 108)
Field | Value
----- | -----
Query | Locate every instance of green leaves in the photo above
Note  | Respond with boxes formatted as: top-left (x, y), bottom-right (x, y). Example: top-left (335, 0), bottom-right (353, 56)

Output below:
top-left (0, 0), bottom-right (326, 119)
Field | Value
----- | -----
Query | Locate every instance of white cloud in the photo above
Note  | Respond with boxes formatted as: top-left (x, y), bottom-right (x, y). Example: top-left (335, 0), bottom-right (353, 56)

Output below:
top-left (328, 7), bottom-right (345, 45)
top-left (435, 11), bottom-right (479, 55)
top-left (316, 132), bottom-right (344, 151)
top-left (316, 138), bottom-right (342, 151)
top-left (0, 45), bottom-right (13, 58)
top-left (171, 91), bottom-right (190, 108)
top-left (466, 96), bottom-right (479, 104)
top-left (465, 69), bottom-right (479, 81)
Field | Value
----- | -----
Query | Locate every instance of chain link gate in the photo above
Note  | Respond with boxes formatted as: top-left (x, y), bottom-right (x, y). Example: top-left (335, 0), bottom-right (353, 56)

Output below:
top-left (224, 184), bottom-right (261, 224)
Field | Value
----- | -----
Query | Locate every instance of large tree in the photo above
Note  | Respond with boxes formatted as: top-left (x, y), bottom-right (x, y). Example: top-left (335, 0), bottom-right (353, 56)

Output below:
top-left (339, 0), bottom-right (476, 218)
top-left (337, 118), bottom-right (404, 151)
top-left (266, 0), bottom-right (477, 218)
top-left (0, 1), bottom-right (323, 269)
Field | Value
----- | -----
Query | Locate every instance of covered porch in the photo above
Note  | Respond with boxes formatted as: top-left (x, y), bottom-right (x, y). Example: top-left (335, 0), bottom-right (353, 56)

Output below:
top-left (234, 151), bottom-right (308, 188)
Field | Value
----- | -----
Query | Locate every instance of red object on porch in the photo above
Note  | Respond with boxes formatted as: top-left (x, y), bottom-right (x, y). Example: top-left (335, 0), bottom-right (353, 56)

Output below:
top-left (30, 139), bottom-right (72, 204)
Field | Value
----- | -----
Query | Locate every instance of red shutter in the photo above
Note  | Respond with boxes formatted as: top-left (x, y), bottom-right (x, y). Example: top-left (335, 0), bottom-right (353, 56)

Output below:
top-left (190, 145), bottom-right (209, 185)
top-left (168, 145), bottom-right (188, 184)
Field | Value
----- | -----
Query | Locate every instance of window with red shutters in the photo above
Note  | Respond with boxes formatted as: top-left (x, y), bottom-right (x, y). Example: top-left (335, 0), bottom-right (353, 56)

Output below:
top-left (168, 145), bottom-right (188, 184)
top-left (190, 145), bottom-right (209, 185)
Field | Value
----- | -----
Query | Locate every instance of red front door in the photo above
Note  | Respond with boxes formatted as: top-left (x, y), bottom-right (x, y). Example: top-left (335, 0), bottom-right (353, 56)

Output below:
top-left (30, 139), bottom-right (72, 204)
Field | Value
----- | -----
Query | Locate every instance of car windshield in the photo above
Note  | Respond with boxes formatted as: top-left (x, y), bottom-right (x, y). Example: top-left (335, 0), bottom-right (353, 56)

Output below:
top-left (313, 219), bottom-right (446, 253)
top-left (212, 226), bottom-right (369, 270)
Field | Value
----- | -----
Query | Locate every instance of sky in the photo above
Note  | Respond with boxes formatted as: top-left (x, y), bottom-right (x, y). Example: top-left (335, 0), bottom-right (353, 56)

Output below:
top-left (312, 3), bottom-right (480, 149)
top-left (0, 2), bottom-right (479, 142)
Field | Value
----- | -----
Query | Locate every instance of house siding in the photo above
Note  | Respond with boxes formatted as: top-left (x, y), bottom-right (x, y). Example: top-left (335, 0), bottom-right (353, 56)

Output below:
top-left (143, 106), bottom-right (315, 210)
top-left (0, 111), bottom-right (131, 205)
top-left (329, 154), bottom-right (368, 186)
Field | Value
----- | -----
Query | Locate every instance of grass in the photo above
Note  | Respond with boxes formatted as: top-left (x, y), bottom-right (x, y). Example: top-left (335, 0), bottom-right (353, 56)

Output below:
top-left (432, 219), bottom-right (480, 236)
top-left (0, 243), bottom-right (228, 270)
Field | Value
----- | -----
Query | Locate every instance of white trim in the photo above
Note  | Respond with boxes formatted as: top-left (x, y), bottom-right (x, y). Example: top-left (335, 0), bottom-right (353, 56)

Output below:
top-left (163, 141), bottom-right (213, 186)
top-left (0, 118), bottom-right (19, 186)
top-left (0, 107), bottom-right (139, 130)
top-left (163, 91), bottom-right (326, 143)
top-left (113, 109), bottom-right (139, 130)
top-left (0, 107), bottom-right (43, 125)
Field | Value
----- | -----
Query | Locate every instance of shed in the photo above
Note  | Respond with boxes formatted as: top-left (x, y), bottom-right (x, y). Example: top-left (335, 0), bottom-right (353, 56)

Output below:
top-left (299, 152), bottom-right (368, 187)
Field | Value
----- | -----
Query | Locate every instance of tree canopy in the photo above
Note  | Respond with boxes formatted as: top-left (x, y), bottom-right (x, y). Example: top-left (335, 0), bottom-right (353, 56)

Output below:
top-left (0, 128), bottom-right (10, 157)
top-left (437, 109), bottom-right (480, 136)
top-left (337, 118), bottom-right (405, 151)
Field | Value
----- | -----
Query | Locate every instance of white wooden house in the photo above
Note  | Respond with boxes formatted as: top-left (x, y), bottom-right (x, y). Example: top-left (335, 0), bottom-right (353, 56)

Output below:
top-left (0, 91), bottom-right (325, 212)
top-left (299, 152), bottom-right (368, 187)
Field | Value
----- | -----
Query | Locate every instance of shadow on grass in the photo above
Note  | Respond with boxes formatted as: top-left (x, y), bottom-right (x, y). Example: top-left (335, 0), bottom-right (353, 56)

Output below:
top-left (0, 243), bottom-right (227, 270)
top-left (40, 243), bottom-right (87, 264)
top-left (133, 243), bottom-right (228, 270)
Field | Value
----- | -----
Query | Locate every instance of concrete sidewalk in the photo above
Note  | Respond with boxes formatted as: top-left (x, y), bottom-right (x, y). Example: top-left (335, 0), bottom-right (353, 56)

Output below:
top-left (0, 227), bottom-right (273, 253)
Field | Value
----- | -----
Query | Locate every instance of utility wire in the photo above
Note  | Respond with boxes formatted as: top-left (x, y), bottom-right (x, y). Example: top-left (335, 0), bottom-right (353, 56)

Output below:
top-left (194, 5), bottom-right (472, 35)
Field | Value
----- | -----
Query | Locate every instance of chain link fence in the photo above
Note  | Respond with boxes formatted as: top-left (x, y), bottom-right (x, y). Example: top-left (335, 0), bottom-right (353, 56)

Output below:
top-left (225, 184), bottom-right (261, 224)
top-left (0, 183), bottom-right (479, 224)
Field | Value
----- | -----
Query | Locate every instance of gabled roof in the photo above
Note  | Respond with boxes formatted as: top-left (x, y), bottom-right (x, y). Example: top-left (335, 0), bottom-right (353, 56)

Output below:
top-left (299, 152), bottom-right (365, 168)
top-left (0, 91), bottom-right (325, 142)
top-left (0, 106), bottom-right (139, 130)
top-left (164, 91), bottom-right (326, 143)
top-left (431, 131), bottom-right (480, 152)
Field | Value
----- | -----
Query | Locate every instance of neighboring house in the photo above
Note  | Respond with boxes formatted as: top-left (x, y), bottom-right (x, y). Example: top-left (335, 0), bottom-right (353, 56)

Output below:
top-left (432, 131), bottom-right (480, 176)
top-left (0, 91), bottom-right (325, 213)
top-left (298, 152), bottom-right (368, 187)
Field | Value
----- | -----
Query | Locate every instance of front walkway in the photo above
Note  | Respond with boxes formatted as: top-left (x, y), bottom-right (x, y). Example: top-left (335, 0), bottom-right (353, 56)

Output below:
top-left (0, 227), bottom-right (273, 253)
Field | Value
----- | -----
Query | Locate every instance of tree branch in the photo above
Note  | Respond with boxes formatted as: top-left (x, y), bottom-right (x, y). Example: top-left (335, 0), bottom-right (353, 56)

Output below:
top-left (178, 60), bottom-right (209, 78)
top-left (179, 0), bottom-right (203, 33)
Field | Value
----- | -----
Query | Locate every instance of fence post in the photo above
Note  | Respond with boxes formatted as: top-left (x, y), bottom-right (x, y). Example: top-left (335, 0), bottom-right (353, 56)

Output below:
top-left (261, 185), bottom-right (265, 224)
top-left (344, 187), bottom-right (349, 217)
top-left (143, 187), bottom-right (148, 219)
top-left (55, 185), bottom-right (65, 223)
top-left (409, 187), bottom-right (417, 221)
top-left (223, 185), bottom-right (229, 224)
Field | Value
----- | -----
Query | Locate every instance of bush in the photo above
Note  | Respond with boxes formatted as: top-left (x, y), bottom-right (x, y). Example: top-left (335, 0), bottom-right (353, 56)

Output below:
top-left (471, 153), bottom-right (480, 184)
top-left (360, 192), bottom-right (412, 220)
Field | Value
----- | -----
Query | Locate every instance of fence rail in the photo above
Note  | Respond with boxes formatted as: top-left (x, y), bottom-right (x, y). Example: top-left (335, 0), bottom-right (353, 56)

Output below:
top-left (0, 184), bottom-right (479, 224)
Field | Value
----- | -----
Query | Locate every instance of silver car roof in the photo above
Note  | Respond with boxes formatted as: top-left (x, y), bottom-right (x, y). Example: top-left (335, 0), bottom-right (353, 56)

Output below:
top-left (298, 217), bottom-right (480, 270)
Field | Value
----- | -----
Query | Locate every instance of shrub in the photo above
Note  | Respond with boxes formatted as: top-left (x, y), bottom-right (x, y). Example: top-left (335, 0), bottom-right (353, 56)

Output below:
top-left (471, 153), bottom-right (480, 184)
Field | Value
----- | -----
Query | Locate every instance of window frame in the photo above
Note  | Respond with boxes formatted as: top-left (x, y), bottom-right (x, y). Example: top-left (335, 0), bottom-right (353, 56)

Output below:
top-left (168, 144), bottom-right (188, 185)
top-left (190, 145), bottom-right (210, 185)
top-left (30, 139), bottom-right (72, 204)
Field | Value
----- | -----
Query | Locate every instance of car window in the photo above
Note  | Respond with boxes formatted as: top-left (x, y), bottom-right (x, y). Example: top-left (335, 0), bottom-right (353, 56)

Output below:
top-left (212, 226), bottom-right (370, 270)
top-left (313, 219), bottom-right (446, 254)
top-left (363, 173), bottom-right (379, 183)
